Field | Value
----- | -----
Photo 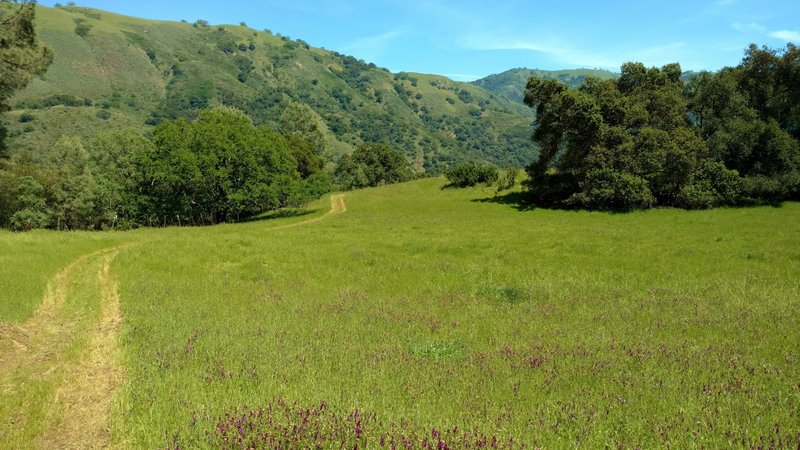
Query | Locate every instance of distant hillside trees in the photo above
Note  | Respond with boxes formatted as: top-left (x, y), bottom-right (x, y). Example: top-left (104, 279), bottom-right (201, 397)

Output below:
top-left (0, 1), bottom-right (53, 157)
top-left (524, 44), bottom-right (800, 210)
top-left (334, 142), bottom-right (413, 190)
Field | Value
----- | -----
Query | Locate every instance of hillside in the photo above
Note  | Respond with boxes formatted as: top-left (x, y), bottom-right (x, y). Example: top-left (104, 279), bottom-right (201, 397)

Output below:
top-left (472, 68), bottom-right (619, 102)
top-left (4, 5), bottom-right (536, 171)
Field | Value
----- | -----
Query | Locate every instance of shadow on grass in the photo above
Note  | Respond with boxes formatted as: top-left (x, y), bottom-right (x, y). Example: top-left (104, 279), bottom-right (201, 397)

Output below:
top-left (244, 208), bottom-right (320, 223)
top-left (475, 191), bottom-right (788, 213)
top-left (471, 191), bottom-right (540, 212)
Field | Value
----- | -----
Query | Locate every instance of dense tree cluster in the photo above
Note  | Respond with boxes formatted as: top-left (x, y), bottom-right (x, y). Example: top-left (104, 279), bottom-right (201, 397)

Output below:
top-left (334, 142), bottom-right (413, 190)
top-left (524, 44), bottom-right (800, 210)
top-left (0, 107), bottom-right (331, 229)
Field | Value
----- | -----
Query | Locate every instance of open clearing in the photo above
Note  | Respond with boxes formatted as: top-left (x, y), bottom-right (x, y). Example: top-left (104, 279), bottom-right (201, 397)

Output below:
top-left (1, 179), bottom-right (799, 448)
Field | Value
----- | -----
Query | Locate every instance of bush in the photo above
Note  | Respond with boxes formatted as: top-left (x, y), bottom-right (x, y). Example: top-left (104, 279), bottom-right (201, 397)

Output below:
top-left (570, 169), bottom-right (654, 210)
top-left (10, 209), bottom-right (50, 231)
top-left (445, 164), bottom-right (499, 188)
top-left (496, 168), bottom-right (519, 191)
top-left (74, 21), bottom-right (92, 37)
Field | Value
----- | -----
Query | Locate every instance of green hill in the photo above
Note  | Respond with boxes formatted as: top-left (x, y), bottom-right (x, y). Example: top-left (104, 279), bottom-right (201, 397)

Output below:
top-left (4, 5), bottom-right (536, 171)
top-left (472, 67), bottom-right (619, 102)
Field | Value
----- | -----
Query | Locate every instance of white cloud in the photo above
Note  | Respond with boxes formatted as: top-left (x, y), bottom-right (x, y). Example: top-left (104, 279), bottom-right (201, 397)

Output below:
top-left (769, 30), bottom-right (800, 42)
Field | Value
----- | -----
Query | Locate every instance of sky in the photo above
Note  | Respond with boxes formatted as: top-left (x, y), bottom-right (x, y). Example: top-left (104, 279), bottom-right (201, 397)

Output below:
top-left (39, 0), bottom-right (800, 81)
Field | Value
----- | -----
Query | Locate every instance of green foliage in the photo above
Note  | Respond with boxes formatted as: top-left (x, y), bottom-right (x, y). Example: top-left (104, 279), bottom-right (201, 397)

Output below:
top-left (525, 46), bottom-right (800, 210)
top-left (141, 106), bottom-right (310, 224)
top-left (9, 176), bottom-right (49, 231)
top-left (444, 163), bottom-right (499, 188)
top-left (47, 136), bottom-right (97, 230)
top-left (334, 142), bottom-right (413, 189)
top-left (0, 1), bottom-right (52, 155)
top-left (496, 168), bottom-right (519, 192)
top-left (73, 18), bottom-right (92, 37)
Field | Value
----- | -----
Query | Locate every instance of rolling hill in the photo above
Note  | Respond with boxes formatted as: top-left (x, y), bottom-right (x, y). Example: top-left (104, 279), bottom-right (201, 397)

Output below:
top-left (4, 5), bottom-right (537, 171)
top-left (472, 67), bottom-right (619, 103)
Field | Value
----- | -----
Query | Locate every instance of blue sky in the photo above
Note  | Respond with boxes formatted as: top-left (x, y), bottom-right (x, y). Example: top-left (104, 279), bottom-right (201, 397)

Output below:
top-left (41, 0), bottom-right (800, 81)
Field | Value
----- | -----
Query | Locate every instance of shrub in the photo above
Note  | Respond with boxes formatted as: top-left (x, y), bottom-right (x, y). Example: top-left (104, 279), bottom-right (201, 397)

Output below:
top-left (445, 164), bottom-right (499, 188)
top-left (10, 209), bottom-right (50, 231)
top-left (496, 168), bottom-right (519, 191)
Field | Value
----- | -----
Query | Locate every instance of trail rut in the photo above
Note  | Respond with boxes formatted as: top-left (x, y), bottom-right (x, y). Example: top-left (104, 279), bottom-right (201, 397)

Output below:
top-left (271, 194), bottom-right (346, 230)
top-left (0, 246), bottom-right (130, 449)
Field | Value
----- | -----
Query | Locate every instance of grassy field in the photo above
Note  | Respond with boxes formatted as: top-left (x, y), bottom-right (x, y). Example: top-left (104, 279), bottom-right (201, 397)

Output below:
top-left (1, 178), bottom-right (799, 448)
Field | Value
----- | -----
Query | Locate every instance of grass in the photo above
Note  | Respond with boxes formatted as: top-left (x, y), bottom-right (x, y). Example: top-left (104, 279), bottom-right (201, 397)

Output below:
top-left (1, 178), bottom-right (799, 448)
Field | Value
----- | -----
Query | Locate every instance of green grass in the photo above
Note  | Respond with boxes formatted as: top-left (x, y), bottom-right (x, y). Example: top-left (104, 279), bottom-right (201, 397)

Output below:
top-left (2, 178), bottom-right (800, 447)
top-left (0, 230), bottom-right (124, 323)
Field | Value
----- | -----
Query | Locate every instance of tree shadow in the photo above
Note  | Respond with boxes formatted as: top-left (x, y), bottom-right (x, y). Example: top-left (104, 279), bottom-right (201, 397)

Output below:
top-left (475, 191), bottom-right (789, 213)
top-left (471, 191), bottom-right (540, 211)
top-left (244, 207), bottom-right (320, 223)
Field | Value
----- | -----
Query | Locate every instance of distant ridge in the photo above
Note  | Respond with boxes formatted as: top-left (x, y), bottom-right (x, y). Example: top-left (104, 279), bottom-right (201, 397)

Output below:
top-left (472, 68), bottom-right (619, 103)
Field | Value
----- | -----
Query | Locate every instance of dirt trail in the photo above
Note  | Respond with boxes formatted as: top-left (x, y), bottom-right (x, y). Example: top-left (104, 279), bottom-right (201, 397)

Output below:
top-left (0, 197), bottom-right (344, 447)
top-left (0, 247), bottom-right (119, 375)
top-left (0, 245), bottom-right (130, 449)
top-left (38, 251), bottom-right (125, 449)
top-left (272, 194), bottom-right (346, 230)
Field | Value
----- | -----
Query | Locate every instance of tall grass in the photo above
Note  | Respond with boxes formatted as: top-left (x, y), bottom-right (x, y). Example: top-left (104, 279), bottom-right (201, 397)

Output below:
top-left (104, 178), bottom-right (800, 448)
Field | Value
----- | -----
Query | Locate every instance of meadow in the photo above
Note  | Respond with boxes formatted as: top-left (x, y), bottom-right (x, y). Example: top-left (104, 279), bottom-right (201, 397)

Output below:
top-left (1, 177), bottom-right (799, 448)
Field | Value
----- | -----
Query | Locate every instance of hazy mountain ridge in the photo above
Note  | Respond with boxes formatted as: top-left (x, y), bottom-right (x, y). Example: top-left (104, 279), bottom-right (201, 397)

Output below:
top-left (6, 6), bottom-right (537, 171)
top-left (472, 68), bottom-right (619, 102)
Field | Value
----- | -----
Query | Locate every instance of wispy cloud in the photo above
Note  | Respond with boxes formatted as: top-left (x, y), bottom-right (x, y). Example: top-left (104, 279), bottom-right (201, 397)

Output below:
top-left (769, 30), bottom-right (800, 42)
top-left (731, 22), bottom-right (766, 33)
top-left (463, 34), bottom-right (686, 69)
top-left (342, 28), bottom-right (409, 57)
top-left (443, 73), bottom-right (481, 81)
top-left (462, 36), bottom-right (619, 68)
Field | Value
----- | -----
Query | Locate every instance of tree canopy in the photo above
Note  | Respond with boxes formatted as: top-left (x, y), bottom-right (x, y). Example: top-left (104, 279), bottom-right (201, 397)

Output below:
top-left (524, 44), bottom-right (800, 210)
top-left (334, 142), bottom-right (413, 190)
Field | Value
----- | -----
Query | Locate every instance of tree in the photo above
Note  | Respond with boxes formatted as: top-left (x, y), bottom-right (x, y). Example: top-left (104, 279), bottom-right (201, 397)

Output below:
top-left (0, 1), bottom-right (53, 157)
top-left (334, 143), bottom-right (412, 190)
top-left (278, 101), bottom-right (327, 156)
top-left (47, 136), bottom-right (97, 230)
top-left (524, 63), bottom-right (719, 209)
top-left (9, 175), bottom-right (49, 230)
top-left (140, 106), bottom-right (317, 225)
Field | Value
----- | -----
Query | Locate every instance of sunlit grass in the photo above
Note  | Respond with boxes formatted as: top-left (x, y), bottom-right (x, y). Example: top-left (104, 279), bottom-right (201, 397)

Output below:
top-left (105, 178), bottom-right (800, 448)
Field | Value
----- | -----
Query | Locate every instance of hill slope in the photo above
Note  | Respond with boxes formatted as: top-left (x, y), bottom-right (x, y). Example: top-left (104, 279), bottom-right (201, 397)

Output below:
top-left (472, 68), bottom-right (619, 103)
top-left (5, 6), bottom-right (536, 170)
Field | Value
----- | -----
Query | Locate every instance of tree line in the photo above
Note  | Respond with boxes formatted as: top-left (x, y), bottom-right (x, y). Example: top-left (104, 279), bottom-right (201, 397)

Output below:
top-left (0, 107), bottom-right (333, 230)
top-left (524, 44), bottom-right (800, 210)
